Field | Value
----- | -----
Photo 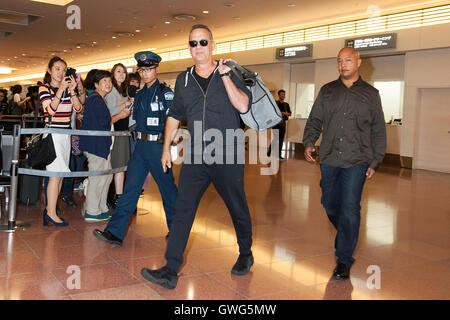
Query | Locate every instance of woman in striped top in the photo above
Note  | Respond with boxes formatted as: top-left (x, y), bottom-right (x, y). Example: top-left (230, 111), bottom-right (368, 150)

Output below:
top-left (38, 56), bottom-right (82, 226)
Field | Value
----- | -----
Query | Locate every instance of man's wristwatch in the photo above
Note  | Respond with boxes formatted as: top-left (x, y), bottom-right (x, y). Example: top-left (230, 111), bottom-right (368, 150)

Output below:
top-left (220, 71), bottom-right (231, 78)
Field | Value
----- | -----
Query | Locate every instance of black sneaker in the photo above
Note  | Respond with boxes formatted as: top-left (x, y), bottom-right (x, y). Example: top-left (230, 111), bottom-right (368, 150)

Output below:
top-left (231, 254), bottom-right (254, 275)
top-left (333, 263), bottom-right (350, 280)
top-left (92, 229), bottom-right (122, 247)
top-left (141, 266), bottom-right (178, 289)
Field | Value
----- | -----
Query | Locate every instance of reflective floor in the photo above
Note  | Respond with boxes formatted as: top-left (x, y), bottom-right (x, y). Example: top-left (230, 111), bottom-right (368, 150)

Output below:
top-left (0, 150), bottom-right (449, 300)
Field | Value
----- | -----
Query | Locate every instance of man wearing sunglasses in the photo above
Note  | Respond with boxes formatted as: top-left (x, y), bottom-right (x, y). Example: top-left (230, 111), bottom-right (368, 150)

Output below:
top-left (141, 24), bottom-right (254, 289)
top-left (93, 51), bottom-right (178, 247)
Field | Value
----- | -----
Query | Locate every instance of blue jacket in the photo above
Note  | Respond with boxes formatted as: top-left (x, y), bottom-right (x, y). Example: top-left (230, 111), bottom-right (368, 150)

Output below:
top-left (133, 79), bottom-right (174, 135)
top-left (79, 93), bottom-right (112, 159)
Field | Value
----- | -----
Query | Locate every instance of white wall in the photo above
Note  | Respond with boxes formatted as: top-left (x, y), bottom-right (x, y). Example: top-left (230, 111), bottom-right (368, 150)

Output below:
top-left (402, 47), bottom-right (450, 160)
top-left (360, 55), bottom-right (405, 80)
top-left (246, 63), bottom-right (291, 100)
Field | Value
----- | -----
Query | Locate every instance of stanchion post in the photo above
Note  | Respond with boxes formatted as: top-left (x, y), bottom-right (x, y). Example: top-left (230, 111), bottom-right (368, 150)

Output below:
top-left (6, 124), bottom-right (21, 231)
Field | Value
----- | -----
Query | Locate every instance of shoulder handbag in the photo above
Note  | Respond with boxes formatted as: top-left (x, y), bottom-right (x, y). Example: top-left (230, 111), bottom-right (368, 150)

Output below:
top-left (26, 85), bottom-right (57, 169)
top-left (225, 61), bottom-right (282, 131)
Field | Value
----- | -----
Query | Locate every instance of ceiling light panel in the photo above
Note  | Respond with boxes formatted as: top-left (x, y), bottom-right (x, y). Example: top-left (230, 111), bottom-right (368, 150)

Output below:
top-left (29, 0), bottom-right (74, 6)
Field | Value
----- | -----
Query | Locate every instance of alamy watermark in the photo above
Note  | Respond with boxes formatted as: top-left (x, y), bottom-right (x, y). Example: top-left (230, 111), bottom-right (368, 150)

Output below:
top-left (66, 5), bottom-right (81, 30)
top-left (66, 265), bottom-right (81, 290)
top-left (366, 265), bottom-right (381, 290)
top-left (172, 122), bottom-right (281, 175)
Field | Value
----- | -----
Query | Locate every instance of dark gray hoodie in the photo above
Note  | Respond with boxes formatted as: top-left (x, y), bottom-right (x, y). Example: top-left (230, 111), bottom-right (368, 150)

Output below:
top-left (168, 64), bottom-right (252, 164)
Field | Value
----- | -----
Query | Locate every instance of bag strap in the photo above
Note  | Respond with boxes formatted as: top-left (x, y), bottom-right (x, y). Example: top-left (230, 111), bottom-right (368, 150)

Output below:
top-left (45, 84), bottom-right (54, 127)
top-left (225, 61), bottom-right (257, 79)
top-left (227, 64), bottom-right (245, 85)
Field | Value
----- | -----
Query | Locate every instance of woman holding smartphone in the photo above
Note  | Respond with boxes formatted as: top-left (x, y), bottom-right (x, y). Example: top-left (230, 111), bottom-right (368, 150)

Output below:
top-left (105, 63), bottom-right (133, 209)
top-left (38, 56), bottom-right (83, 226)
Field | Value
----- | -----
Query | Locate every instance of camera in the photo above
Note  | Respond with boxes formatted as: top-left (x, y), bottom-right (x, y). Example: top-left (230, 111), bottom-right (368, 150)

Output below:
top-left (65, 67), bottom-right (76, 80)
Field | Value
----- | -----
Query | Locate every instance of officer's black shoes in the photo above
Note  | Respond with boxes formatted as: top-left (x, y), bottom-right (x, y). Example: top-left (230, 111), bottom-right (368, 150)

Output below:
top-left (333, 263), bottom-right (350, 280)
top-left (93, 229), bottom-right (123, 247)
top-left (111, 194), bottom-right (121, 210)
top-left (231, 253), bottom-right (254, 275)
top-left (141, 266), bottom-right (178, 290)
top-left (108, 194), bottom-right (121, 210)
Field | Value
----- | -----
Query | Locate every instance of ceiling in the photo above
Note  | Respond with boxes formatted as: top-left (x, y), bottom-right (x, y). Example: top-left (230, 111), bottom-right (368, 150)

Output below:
top-left (0, 0), bottom-right (447, 82)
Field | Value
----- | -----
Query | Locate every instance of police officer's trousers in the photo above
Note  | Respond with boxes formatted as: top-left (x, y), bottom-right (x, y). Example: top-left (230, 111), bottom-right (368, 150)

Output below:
top-left (105, 140), bottom-right (177, 240)
top-left (165, 163), bottom-right (253, 273)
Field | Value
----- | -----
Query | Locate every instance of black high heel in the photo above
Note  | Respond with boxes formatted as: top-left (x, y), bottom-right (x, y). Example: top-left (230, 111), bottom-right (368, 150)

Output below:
top-left (43, 209), bottom-right (69, 227)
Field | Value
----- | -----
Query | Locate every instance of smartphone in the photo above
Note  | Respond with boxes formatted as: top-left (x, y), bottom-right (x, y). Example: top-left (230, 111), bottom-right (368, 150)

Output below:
top-left (76, 73), bottom-right (81, 82)
top-left (65, 67), bottom-right (76, 81)
top-left (127, 101), bottom-right (134, 111)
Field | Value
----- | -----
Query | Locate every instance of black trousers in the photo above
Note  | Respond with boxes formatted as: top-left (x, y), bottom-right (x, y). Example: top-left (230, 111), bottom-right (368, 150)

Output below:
top-left (165, 163), bottom-right (253, 272)
top-left (267, 124), bottom-right (286, 157)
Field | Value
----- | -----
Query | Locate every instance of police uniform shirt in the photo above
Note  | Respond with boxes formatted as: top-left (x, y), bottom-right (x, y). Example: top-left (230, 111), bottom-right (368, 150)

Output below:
top-left (133, 79), bottom-right (174, 135)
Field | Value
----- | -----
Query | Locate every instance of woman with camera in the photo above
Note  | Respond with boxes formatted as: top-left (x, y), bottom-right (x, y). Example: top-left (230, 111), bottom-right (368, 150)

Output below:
top-left (38, 57), bottom-right (82, 226)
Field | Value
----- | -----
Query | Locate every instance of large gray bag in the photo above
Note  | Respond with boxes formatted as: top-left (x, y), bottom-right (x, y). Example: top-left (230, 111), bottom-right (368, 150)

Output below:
top-left (225, 61), bottom-right (282, 131)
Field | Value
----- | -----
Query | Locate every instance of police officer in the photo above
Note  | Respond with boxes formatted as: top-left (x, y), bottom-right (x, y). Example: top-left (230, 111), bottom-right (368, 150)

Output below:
top-left (93, 51), bottom-right (178, 246)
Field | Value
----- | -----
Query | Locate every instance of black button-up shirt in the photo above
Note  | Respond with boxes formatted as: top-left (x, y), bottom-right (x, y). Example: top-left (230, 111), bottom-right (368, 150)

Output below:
top-left (303, 76), bottom-right (386, 169)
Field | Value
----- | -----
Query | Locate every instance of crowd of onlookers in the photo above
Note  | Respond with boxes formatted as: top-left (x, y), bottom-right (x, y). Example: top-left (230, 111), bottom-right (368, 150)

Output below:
top-left (1, 57), bottom-right (144, 225)
top-left (0, 84), bottom-right (42, 116)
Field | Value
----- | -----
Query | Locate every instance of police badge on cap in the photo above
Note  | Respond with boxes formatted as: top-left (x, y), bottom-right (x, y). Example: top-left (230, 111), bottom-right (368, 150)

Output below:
top-left (134, 51), bottom-right (162, 68)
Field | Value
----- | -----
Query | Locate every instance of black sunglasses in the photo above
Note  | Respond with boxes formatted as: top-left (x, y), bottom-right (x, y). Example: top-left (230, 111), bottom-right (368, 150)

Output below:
top-left (189, 39), bottom-right (209, 47)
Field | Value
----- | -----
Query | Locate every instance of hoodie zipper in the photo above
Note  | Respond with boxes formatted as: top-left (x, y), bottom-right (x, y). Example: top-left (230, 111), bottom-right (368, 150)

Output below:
top-left (190, 67), bottom-right (217, 154)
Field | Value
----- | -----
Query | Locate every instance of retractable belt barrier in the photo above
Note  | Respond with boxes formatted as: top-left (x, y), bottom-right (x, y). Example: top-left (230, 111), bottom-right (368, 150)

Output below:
top-left (18, 167), bottom-right (128, 178)
top-left (19, 128), bottom-right (131, 177)
top-left (20, 127), bottom-right (132, 136)
top-left (0, 124), bottom-right (132, 232)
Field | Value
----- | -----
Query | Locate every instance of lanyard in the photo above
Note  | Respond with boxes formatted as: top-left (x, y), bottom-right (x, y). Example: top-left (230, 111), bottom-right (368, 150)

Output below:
top-left (140, 85), bottom-right (157, 114)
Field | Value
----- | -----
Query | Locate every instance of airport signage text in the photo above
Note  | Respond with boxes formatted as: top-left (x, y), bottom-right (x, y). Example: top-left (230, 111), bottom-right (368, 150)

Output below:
top-left (276, 44), bottom-right (313, 59)
top-left (345, 33), bottom-right (397, 51)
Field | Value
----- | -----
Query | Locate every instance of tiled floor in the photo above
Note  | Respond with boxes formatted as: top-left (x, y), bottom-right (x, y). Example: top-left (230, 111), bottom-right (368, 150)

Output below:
top-left (0, 150), bottom-right (449, 300)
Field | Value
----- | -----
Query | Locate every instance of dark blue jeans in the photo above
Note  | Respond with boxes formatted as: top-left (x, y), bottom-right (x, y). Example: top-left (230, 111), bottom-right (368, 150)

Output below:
top-left (320, 162), bottom-right (369, 267)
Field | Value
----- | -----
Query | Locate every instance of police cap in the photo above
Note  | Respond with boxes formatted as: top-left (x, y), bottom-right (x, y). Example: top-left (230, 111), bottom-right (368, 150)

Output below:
top-left (134, 51), bottom-right (162, 68)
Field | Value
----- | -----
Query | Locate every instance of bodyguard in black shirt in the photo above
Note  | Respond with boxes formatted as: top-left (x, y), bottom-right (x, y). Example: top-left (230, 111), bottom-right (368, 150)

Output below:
top-left (303, 47), bottom-right (386, 280)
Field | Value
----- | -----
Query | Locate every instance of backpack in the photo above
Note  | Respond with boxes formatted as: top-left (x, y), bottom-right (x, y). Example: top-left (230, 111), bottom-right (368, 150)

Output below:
top-left (225, 61), bottom-right (282, 131)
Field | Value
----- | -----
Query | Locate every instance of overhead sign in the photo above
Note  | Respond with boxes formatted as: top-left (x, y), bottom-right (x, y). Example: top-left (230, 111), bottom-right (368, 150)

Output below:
top-left (276, 44), bottom-right (313, 59)
top-left (345, 33), bottom-right (397, 51)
